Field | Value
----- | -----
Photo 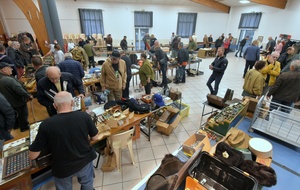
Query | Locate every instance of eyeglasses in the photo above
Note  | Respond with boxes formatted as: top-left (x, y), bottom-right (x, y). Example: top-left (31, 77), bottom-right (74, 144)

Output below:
top-left (272, 56), bottom-right (278, 59)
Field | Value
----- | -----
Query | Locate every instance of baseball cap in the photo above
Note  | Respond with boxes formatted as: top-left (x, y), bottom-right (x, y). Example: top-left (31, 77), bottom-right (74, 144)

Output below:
top-left (153, 93), bottom-right (165, 107)
top-left (111, 50), bottom-right (120, 58)
top-left (0, 62), bottom-right (14, 69)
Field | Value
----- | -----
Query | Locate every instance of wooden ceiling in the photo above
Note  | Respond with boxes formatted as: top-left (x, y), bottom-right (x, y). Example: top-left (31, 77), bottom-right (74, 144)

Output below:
top-left (190, 0), bottom-right (288, 13)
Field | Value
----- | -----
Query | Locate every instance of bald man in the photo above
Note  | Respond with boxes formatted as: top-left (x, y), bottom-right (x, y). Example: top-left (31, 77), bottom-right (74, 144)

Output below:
top-left (29, 91), bottom-right (98, 189)
top-left (37, 66), bottom-right (85, 116)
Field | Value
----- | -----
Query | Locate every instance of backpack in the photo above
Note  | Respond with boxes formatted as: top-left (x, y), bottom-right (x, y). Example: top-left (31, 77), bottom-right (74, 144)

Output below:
top-left (116, 98), bottom-right (150, 114)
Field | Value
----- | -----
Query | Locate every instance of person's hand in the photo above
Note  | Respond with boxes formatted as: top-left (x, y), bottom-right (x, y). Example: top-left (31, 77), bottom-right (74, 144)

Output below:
top-left (122, 85), bottom-right (125, 90)
top-left (266, 96), bottom-right (270, 100)
top-left (102, 86), bottom-right (106, 92)
top-left (78, 94), bottom-right (85, 98)
top-left (209, 65), bottom-right (213, 70)
top-left (147, 79), bottom-right (150, 83)
top-left (139, 83), bottom-right (143, 88)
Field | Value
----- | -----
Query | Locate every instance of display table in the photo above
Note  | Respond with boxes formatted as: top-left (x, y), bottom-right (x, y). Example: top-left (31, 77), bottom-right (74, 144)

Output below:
top-left (197, 48), bottom-right (214, 58)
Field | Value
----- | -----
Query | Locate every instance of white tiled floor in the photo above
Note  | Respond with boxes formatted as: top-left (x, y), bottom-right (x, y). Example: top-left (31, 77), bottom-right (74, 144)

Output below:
top-left (38, 51), bottom-right (247, 190)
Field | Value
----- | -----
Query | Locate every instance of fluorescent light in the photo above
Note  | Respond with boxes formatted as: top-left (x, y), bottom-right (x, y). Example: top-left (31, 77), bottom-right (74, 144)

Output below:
top-left (239, 0), bottom-right (250, 4)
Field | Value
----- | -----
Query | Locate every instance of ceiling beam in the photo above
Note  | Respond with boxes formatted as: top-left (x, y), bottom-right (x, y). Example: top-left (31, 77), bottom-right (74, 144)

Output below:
top-left (250, 0), bottom-right (287, 9)
top-left (190, 0), bottom-right (230, 13)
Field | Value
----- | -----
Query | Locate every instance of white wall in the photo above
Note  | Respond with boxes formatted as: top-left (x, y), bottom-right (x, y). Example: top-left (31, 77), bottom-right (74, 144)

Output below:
top-left (1, 0), bottom-right (300, 46)
top-left (227, 0), bottom-right (300, 44)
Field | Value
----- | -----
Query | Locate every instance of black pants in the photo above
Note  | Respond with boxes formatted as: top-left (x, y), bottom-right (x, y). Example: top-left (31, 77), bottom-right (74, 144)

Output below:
top-left (122, 76), bottom-right (132, 98)
top-left (160, 63), bottom-right (168, 88)
top-left (235, 46), bottom-right (245, 56)
top-left (13, 104), bottom-right (29, 130)
top-left (243, 60), bottom-right (256, 78)
top-left (206, 73), bottom-right (223, 95)
top-left (144, 82), bottom-right (151, 95)
top-left (107, 46), bottom-right (112, 51)
top-left (88, 56), bottom-right (95, 68)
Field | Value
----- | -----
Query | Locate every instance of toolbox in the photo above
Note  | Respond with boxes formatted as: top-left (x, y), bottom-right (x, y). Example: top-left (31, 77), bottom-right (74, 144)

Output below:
top-left (188, 152), bottom-right (258, 190)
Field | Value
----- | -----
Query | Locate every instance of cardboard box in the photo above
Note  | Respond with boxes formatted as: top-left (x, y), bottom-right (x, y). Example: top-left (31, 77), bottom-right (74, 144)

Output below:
top-left (156, 114), bottom-right (181, 135)
top-left (174, 101), bottom-right (190, 119)
top-left (182, 133), bottom-right (211, 157)
top-left (244, 96), bottom-right (258, 113)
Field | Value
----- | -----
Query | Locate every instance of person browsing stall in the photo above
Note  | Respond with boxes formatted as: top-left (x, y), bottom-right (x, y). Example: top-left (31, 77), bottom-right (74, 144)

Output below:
top-left (29, 91), bottom-right (98, 190)
top-left (37, 66), bottom-right (85, 117)
top-left (100, 50), bottom-right (127, 101)
top-left (139, 53), bottom-right (154, 95)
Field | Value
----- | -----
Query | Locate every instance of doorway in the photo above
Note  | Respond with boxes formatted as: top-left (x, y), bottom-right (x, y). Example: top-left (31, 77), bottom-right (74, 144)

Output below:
top-left (238, 29), bottom-right (255, 52)
top-left (135, 28), bottom-right (149, 51)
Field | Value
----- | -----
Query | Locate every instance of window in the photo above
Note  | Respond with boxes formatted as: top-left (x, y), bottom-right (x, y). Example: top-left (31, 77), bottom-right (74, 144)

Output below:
top-left (134, 11), bottom-right (153, 27)
top-left (78, 9), bottom-right (104, 36)
top-left (177, 13), bottom-right (197, 38)
top-left (238, 12), bottom-right (262, 29)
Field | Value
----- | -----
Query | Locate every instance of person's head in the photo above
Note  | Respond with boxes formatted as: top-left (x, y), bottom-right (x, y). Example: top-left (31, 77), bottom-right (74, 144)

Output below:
top-left (290, 60), bottom-right (300, 71)
top-left (217, 47), bottom-right (225, 57)
top-left (0, 62), bottom-right (13, 75)
top-left (22, 36), bottom-right (31, 45)
top-left (54, 44), bottom-right (61, 50)
top-left (270, 52), bottom-right (280, 61)
top-left (204, 34), bottom-right (207, 37)
top-left (140, 53), bottom-right (147, 60)
top-left (287, 47), bottom-right (295, 55)
top-left (189, 36), bottom-right (193, 41)
top-left (32, 55), bottom-right (44, 69)
top-left (46, 66), bottom-right (61, 83)
top-left (172, 32), bottom-right (174, 36)
top-left (178, 42), bottom-right (184, 49)
top-left (154, 40), bottom-right (160, 48)
top-left (53, 91), bottom-right (73, 113)
top-left (0, 44), bottom-right (5, 53)
top-left (209, 34), bottom-right (212, 37)
top-left (245, 36), bottom-right (249, 39)
top-left (111, 50), bottom-right (120, 64)
top-left (64, 52), bottom-right (73, 59)
top-left (252, 40), bottom-right (259, 46)
top-left (178, 37), bottom-right (181, 42)
top-left (221, 33), bottom-right (224, 36)
top-left (218, 36), bottom-right (222, 40)
top-left (11, 41), bottom-right (20, 49)
top-left (254, 60), bottom-right (266, 70)
top-left (268, 37), bottom-right (272, 41)
top-left (85, 40), bottom-right (90, 44)
top-left (151, 34), bottom-right (155, 38)
top-left (123, 36), bottom-right (127, 39)
top-left (119, 50), bottom-right (125, 56)
top-left (7, 41), bottom-right (12, 47)
top-left (277, 40), bottom-right (281, 44)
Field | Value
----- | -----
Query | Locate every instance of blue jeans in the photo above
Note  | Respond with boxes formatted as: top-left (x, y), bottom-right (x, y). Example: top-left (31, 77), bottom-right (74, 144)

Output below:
top-left (54, 161), bottom-right (94, 190)
top-left (206, 73), bottom-right (223, 95)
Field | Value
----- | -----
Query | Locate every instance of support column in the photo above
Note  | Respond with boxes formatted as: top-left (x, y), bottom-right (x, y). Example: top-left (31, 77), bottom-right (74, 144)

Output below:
top-left (40, 0), bottom-right (64, 50)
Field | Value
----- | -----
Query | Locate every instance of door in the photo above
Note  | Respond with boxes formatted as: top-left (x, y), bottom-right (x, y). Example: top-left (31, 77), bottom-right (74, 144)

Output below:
top-left (135, 28), bottom-right (149, 51)
top-left (238, 30), bottom-right (255, 52)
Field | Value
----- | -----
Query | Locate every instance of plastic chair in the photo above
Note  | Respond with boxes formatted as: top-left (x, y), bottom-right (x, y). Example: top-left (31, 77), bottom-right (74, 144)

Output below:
top-left (107, 127), bottom-right (135, 171)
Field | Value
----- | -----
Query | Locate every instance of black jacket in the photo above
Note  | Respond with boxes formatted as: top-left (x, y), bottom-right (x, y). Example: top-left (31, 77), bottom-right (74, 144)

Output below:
top-left (37, 72), bottom-right (85, 107)
top-left (120, 39), bottom-right (128, 50)
top-left (240, 38), bottom-right (247, 47)
top-left (0, 93), bottom-right (15, 132)
top-left (121, 55), bottom-right (132, 78)
top-left (211, 56), bottom-right (228, 75)
top-left (6, 47), bottom-right (26, 68)
top-left (0, 73), bottom-right (30, 108)
top-left (267, 70), bottom-right (300, 102)
top-left (178, 48), bottom-right (189, 64)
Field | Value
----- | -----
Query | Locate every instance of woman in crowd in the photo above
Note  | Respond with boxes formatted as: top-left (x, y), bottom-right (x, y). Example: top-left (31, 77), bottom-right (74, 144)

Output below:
top-left (54, 44), bottom-right (64, 65)
top-left (139, 53), bottom-right (154, 95)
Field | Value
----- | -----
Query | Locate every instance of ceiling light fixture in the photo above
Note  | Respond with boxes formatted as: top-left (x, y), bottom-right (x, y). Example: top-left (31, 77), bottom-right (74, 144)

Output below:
top-left (239, 0), bottom-right (250, 4)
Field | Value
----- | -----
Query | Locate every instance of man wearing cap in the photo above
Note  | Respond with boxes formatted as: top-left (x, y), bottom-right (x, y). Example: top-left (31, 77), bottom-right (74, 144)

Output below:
top-left (0, 62), bottom-right (32, 132)
top-left (37, 66), bottom-right (85, 117)
top-left (100, 50), bottom-right (127, 101)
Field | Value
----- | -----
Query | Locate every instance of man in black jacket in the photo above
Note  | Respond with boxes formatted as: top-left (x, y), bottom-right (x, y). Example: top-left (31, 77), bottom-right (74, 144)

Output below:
top-left (6, 41), bottom-right (26, 79)
top-left (154, 40), bottom-right (169, 88)
top-left (206, 47), bottom-right (228, 95)
top-left (37, 66), bottom-right (85, 117)
top-left (120, 50), bottom-right (132, 98)
top-left (235, 36), bottom-right (249, 57)
top-left (0, 92), bottom-right (15, 141)
top-left (120, 36), bottom-right (128, 51)
top-left (0, 62), bottom-right (32, 132)
top-left (267, 60), bottom-right (300, 113)
top-left (175, 42), bottom-right (189, 83)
